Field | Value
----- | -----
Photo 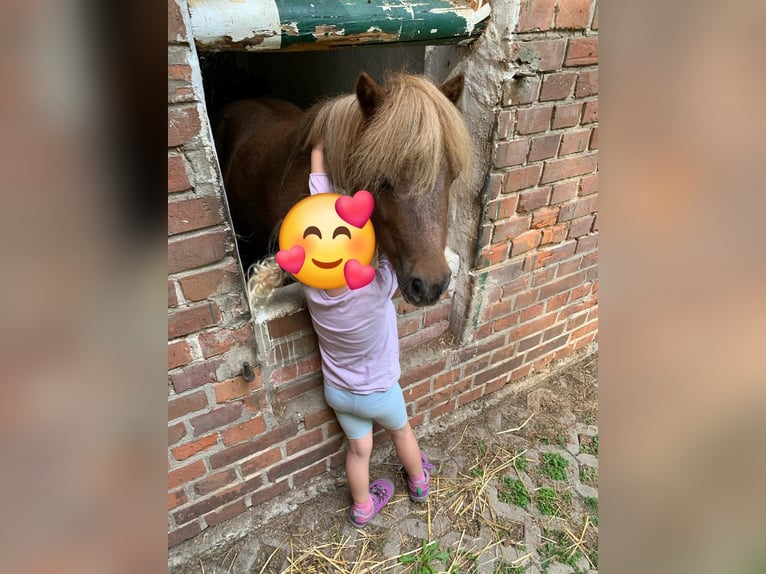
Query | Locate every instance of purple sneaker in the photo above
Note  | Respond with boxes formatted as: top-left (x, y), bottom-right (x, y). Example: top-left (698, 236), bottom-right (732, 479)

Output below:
top-left (408, 451), bottom-right (437, 502)
top-left (348, 478), bottom-right (394, 528)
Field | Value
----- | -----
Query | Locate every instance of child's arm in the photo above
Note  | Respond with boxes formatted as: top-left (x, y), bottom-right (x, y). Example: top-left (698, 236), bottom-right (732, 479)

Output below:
top-left (311, 142), bottom-right (327, 173)
top-left (309, 142), bottom-right (332, 195)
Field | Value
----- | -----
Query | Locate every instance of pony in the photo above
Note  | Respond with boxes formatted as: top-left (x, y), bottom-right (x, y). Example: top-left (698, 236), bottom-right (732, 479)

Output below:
top-left (213, 72), bottom-right (473, 307)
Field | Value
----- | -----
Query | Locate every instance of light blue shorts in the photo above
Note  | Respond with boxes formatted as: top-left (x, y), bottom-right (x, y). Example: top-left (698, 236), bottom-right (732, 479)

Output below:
top-left (324, 383), bottom-right (408, 440)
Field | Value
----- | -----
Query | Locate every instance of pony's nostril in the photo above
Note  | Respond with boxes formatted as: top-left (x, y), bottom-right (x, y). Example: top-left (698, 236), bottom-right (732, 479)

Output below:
top-left (410, 278), bottom-right (426, 298)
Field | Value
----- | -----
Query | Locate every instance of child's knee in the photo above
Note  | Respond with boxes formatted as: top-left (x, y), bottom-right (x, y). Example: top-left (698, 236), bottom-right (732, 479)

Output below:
top-left (348, 433), bottom-right (373, 457)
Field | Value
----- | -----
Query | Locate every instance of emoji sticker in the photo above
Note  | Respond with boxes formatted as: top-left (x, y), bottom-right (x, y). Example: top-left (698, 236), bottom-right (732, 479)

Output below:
top-left (276, 190), bottom-right (376, 290)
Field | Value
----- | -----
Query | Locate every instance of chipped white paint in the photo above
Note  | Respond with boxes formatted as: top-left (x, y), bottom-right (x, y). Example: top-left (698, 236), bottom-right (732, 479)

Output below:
top-left (430, 28), bottom-right (438, 33)
top-left (428, 1), bottom-right (491, 34)
top-left (189, 0), bottom-right (282, 50)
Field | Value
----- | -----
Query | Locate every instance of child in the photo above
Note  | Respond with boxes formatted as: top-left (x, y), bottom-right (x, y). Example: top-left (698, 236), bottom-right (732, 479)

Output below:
top-left (304, 143), bottom-right (435, 528)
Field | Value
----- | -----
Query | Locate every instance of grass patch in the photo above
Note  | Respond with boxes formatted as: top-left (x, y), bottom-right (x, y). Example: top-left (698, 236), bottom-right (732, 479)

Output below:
top-left (538, 529), bottom-right (582, 574)
top-left (539, 452), bottom-right (569, 481)
top-left (579, 466), bottom-right (597, 484)
top-left (535, 487), bottom-right (571, 517)
top-left (498, 477), bottom-right (530, 508)
top-left (399, 540), bottom-right (449, 574)
top-left (580, 435), bottom-right (598, 456)
top-left (514, 449), bottom-right (528, 473)
top-left (584, 496), bottom-right (599, 526)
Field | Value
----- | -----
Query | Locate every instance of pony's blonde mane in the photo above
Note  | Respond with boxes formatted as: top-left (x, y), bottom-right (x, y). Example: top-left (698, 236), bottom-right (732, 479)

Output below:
top-left (301, 73), bottom-right (473, 196)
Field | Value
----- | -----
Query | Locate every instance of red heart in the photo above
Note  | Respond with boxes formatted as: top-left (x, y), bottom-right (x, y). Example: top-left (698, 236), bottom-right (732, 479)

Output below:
top-left (344, 259), bottom-right (375, 290)
top-left (275, 245), bottom-right (305, 274)
top-left (335, 190), bottom-right (374, 229)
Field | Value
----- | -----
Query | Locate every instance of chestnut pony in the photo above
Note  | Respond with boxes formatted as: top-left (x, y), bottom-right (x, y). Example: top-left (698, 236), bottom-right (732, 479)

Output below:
top-left (213, 72), bottom-right (472, 307)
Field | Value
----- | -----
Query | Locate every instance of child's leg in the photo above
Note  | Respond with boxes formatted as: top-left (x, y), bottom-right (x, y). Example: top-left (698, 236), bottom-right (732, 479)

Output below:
top-left (387, 422), bottom-right (423, 479)
top-left (346, 431), bottom-right (373, 504)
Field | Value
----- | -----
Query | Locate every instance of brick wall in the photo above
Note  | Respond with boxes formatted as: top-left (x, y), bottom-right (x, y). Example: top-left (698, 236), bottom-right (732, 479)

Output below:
top-left (167, 0), bottom-right (598, 548)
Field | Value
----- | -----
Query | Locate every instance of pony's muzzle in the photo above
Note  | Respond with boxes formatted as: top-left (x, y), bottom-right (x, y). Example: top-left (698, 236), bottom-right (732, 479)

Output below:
top-left (402, 271), bottom-right (451, 307)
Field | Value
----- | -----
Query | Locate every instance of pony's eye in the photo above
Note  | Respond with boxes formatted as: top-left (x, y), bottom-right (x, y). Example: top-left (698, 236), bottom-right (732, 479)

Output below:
top-left (333, 226), bottom-right (351, 239)
top-left (379, 178), bottom-right (393, 192)
top-left (303, 226), bottom-right (322, 239)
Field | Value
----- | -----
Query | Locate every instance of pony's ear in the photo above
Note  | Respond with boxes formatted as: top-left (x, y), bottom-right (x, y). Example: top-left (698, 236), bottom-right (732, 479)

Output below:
top-left (440, 74), bottom-right (464, 106)
top-left (355, 72), bottom-right (386, 118)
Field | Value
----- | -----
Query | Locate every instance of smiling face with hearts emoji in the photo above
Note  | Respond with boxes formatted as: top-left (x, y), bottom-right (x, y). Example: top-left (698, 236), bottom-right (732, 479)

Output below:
top-left (276, 190), bottom-right (376, 290)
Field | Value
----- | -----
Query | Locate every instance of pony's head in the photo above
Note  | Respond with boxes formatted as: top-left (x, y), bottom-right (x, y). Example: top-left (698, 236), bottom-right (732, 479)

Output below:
top-left (303, 72), bottom-right (473, 306)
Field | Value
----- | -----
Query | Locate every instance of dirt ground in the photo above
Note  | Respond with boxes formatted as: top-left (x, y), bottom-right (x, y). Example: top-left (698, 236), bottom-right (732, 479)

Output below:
top-left (171, 351), bottom-right (598, 574)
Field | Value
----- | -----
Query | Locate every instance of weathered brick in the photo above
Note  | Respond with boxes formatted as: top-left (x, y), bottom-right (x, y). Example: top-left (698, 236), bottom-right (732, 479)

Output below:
top-left (550, 180), bottom-right (579, 204)
top-left (286, 428), bottom-right (324, 456)
top-left (168, 105), bottom-right (200, 147)
top-left (558, 196), bottom-right (597, 221)
top-left (189, 402), bottom-right (243, 436)
top-left (540, 155), bottom-right (598, 184)
top-left (517, 191), bottom-right (552, 220)
top-left (591, 4), bottom-right (599, 29)
top-left (169, 422), bottom-right (187, 446)
top-left (531, 206), bottom-right (561, 229)
top-left (168, 0), bottom-right (187, 42)
top-left (539, 72), bottom-right (577, 101)
top-left (555, 0), bottom-right (592, 29)
top-left (575, 69), bottom-right (598, 97)
top-left (168, 154), bottom-right (191, 193)
top-left (176, 474), bottom-right (263, 525)
top-left (496, 110), bottom-right (514, 140)
top-left (168, 459), bottom-right (206, 490)
top-left (171, 434), bottom-right (218, 461)
top-left (516, 106), bottom-right (553, 135)
top-left (205, 499), bottom-right (247, 527)
top-left (198, 324), bottom-right (254, 359)
top-left (214, 375), bottom-right (262, 403)
top-left (565, 37), bottom-right (599, 67)
top-left (168, 301), bottom-right (221, 339)
top-left (425, 303), bottom-right (451, 325)
top-left (209, 424), bottom-right (297, 469)
top-left (168, 197), bottom-right (224, 235)
top-left (526, 333), bottom-right (570, 363)
top-left (528, 134), bottom-right (562, 162)
top-left (576, 234), bottom-right (598, 254)
top-left (537, 271), bottom-right (587, 301)
top-left (579, 174), bottom-right (598, 196)
top-left (486, 260), bottom-right (525, 285)
top-left (268, 311), bottom-right (314, 338)
top-left (509, 313), bottom-right (557, 341)
top-left (400, 357), bottom-right (447, 387)
top-left (502, 76), bottom-right (540, 106)
top-left (399, 322), bottom-right (449, 351)
top-left (168, 63), bottom-right (194, 104)
top-left (168, 521), bottom-right (202, 548)
top-left (194, 469), bottom-right (241, 498)
top-left (240, 447), bottom-right (283, 477)
top-left (170, 356), bottom-right (225, 393)
top-left (589, 126), bottom-right (598, 149)
top-left (503, 165), bottom-right (543, 193)
top-left (510, 230), bottom-right (542, 257)
top-left (494, 216), bottom-right (532, 243)
top-left (552, 105), bottom-right (582, 132)
top-left (495, 138), bottom-right (530, 168)
top-left (567, 215), bottom-right (596, 239)
top-left (559, 129), bottom-right (592, 156)
top-left (541, 223), bottom-right (569, 245)
top-left (168, 280), bottom-right (179, 307)
top-left (531, 267), bottom-right (556, 288)
top-left (535, 242), bottom-right (577, 269)
top-left (250, 480), bottom-right (290, 507)
top-left (274, 375), bottom-right (323, 402)
top-left (516, 0), bottom-right (556, 32)
top-left (168, 489), bottom-right (187, 511)
top-left (168, 390), bottom-right (208, 421)
top-left (168, 340), bottom-right (193, 370)
top-left (267, 436), bottom-right (343, 481)
top-left (168, 230), bottom-right (228, 274)
top-left (582, 100), bottom-right (598, 124)
top-left (220, 415), bottom-right (267, 446)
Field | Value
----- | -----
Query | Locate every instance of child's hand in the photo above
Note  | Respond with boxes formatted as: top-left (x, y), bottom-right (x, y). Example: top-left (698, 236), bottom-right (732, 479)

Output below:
top-left (311, 142), bottom-right (327, 173)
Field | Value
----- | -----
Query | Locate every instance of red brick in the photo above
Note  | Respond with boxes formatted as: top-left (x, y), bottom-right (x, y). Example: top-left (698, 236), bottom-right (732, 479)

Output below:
top-left (168, 390), bottom-right (208, 421)
top-left (168, 340), bottom-right (193, 370)
top-left (494, 217), bottom-right (531, 244)
top-left (541, 223), bottom-right (569, 245)
top-left (267, 437), bottom-right (343, 481)
top-left (214, 375), bottom-right (262, 403)
top-left (552, 102), bottom-right (582, 129)
top-left (556, 257), bottom-right (582, 277)
top-left (513, 39), bottom-right (567, 72)
top-left (546, 292), bottom-right (570, 312)
top-left (168, 0), bottom-right (188, 42)
top-left (495, 138), bottom-right (530, 168)
top-left (305, 409), bottom-right (334, 430)
top-left (168, 229), bottom-right (228, 274)
top-left (555, 0), bottom-right (592, 29)
top-left (189, 403), bottom-right (243, 436)
top-left (576, 234), bottom-right (598, 254)
top-left (526, 333), bottom-right (570, 363)
top-left (168, 301), bottom-right (221, 339)
top-left (168, 489), bottom-right (187, 511)
top-left (541, 155), bottom-right (598, 184)
top-left (430, 398), bottom-right (457, 420)
top-left (534, 242), bottom-right (577, 269)
top-left (220, 415), bottom-right (267, 446)
top-left (550, 181), bottom-right (579, 204)
top-left (579, 174), bottom-right (598, 195)
top-left (168, 460), bottom-right (206, 490)
top-left (486, 259), bottom-right (524, 284)
top-left (531, 206), bottom-right (560, 229)
top-left (502, 76), bottom-right (540, 106)
top-left (267, 310), bottom-right (314, 338)
top-left (487, 195), bottom-right (519, 221)
top-left (250, 480), bottom-right (290, 507)
top-left (565, 37), bottom-right (599, 67)
top-left (168, 105), bottom-right (200, 147)
top-left (398, 316), bottom-right (422, 337)
top-left (240, 447), bottom-right (283, 477)
top-left (518, 334), bottom-right (541, 353)
top-left (399, 322), bottom-right (449, 351)
top-left (177, 475), bottom-right (262, 524)
top-left (537, 271), bottom-right (588, 301)
top-left (286, 428), bottom-right (324, 456)
top-left (582, 100), bottom-right (598, 124)
top-left (209, 424), bottom-right (297, 469)
top-left (559, 129), bottom-right (592, 156)
top-left (589, 126), bottom-right (598, 149)
top-left (518, 188), bottom-right (551, 213)
top-left (168, 197), bottom-right (224, 236)
top-left (510, 230), bottom-right (542, 257)
top-left (198, 324), bottom-right (253, 359)
top-left (539, 72), bottom-right (577, 101)
top-left (516, 106), bottom-right (553, 135)
top-left (170, 356), bottom-right (225, 393)
top-left (168, 280), bottom-right (179, 307)
top-left (172, 434), bottom-right (218, 461)
top-left (510, 313), bottom-right (557, 341)
top-left (503, 165), bottom-right (542, 193)
top-left (558, 196), bottom-right (597, 221)
top-left (528, 134), bottom-right (562, 162)
top-left (531, 267), bottom-right (556, 288)
top-left (168, 521), bottom-right (202, 548)
top-left (568, 215), bottom-right (595, 239)
top-left (204, 499), bottom-right (247, 527)
top-left (575, 69), bottom-right (598, 97)
top-left (425, 303), bottom-right (451, 325)
top-left (516, 0), bottom-right (556, 32)
top-left (399, 357), bottom-right (447, 387)
top-left (497, 110), bottom-right (514, 139)
top-left (169, 422), bottom-right (187, 446)
top-left (520, 302), bottom-right (545, 323)
top-left (570, 320), bottom-right (598, 340)
top-left (168, 64), bottom-right (194, 104)
top-left (168, 154), bottom-right (191, 193)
